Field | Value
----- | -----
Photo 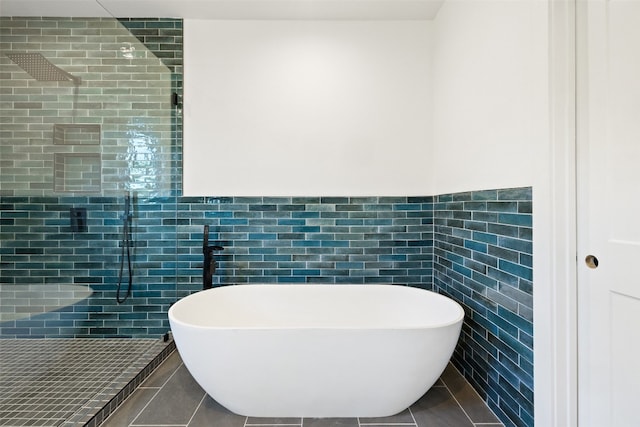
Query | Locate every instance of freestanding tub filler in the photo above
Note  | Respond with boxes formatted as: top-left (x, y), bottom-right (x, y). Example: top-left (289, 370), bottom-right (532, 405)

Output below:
top-left (168, 284), bottom-right (464, 418)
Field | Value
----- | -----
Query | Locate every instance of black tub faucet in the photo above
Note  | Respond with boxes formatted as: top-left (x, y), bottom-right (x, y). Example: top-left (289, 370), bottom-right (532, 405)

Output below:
top-left (203, 225), bottom-right (224, 290)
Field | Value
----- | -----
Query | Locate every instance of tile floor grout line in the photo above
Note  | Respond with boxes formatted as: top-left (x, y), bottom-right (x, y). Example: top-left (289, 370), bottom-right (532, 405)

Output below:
top-left (127, 362), bottom-right (184, 427)
top-left (156, 358), bottom-right (185, 389)
top-left (359, 423), bottom-right (417, 425)
top-left (128, 424), bottom-right (188, 427)
top-left (439, 377), bottom-right (477, 427)
top-left (185, 392), bottom-right (208, 427)
top-left (407, 403), bottom-right (419, 427)
top-left (443, 365), bottom-right (504, 427)
top-left (452, 365), bottom-right (505, 422)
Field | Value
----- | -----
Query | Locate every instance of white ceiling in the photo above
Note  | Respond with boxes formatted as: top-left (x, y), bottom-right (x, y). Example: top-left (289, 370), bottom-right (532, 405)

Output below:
top-left (0, 0), bottom-right (112, 17)
top-left (0, 0), bottom-right (445, 20)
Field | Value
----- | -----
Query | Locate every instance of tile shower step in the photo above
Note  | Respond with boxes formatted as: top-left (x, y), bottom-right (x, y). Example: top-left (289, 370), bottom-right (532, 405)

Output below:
top-left (0, 338), bottom-right (175, 427)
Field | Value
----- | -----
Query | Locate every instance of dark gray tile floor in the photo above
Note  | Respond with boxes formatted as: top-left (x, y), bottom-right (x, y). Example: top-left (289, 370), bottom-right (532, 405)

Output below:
top-left (101, 351), bottom-right (503, 427)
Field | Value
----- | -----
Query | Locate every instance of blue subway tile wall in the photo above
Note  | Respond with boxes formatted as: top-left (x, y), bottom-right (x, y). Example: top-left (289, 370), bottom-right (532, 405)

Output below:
top-left (0, 195), bottom-right (434, 338)
top-left (432, 187), bottom-right (533, 427)
top-left (0, 192), bottom-right (531, 427)
top-left (174, 196), bottom-right (434, 294)
top-left (0, 196), bottom-right (178, 338)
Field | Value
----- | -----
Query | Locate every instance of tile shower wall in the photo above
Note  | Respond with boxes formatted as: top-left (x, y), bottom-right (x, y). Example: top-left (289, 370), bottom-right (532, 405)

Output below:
top-left (432, 188), bottom-right (533, 427)
top-left (0, 195), bottom-right (179, 338)
top-left (0, 17), bottom-right (181, 338)
top-left (117, 18), bottom-right (183, 195)
top-left (0, 17), bottom-right (174, 197)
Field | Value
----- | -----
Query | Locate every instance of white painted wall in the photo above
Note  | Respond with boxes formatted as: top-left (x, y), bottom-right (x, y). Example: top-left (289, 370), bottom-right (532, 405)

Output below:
top-left (431, 3), bottom-right (572, 427)
top-left (431, 0), bottom-right (548, 195)
top-left (183, 20), bottom-right (433, 196)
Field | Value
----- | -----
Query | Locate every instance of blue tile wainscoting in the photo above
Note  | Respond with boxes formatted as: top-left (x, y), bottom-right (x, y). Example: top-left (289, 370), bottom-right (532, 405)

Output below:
top-left (177, 196), bottom-right (435, 288)
top-left (0, 195), bottom-right (434, 338)
top-left (432, 188), bottom-right (533, 427)
top-left (0, 188), bottom-right (532, 427)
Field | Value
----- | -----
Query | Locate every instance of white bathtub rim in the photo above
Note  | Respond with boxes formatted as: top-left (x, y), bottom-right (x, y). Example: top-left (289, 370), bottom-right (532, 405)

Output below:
top-left (168, 284), bottom-right (465, 331)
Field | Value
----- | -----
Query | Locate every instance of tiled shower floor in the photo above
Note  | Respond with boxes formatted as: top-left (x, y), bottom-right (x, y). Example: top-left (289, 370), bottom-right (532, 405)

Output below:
top-left (0, 339), bottom-right (174, 427)
top-left (102, 351), bottom-right (504, 427)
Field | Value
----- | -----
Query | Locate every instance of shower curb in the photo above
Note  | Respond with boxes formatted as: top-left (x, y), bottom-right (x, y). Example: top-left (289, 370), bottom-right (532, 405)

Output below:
top-left (62, 339), bottom-right (176, 427)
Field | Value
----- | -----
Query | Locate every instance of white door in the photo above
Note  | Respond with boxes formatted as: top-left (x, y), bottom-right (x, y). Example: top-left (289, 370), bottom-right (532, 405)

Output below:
top-left (578, 1), bottom-right (640, 426)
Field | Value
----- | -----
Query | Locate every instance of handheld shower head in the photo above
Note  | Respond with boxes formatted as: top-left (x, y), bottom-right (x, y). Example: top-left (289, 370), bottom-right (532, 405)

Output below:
top-left (124, 193), bottom-right (131, 216)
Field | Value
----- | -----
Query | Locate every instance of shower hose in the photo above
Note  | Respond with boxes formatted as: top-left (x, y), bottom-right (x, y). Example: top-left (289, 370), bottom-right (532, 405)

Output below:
top-left (116, 194), bottom-right (133, 303)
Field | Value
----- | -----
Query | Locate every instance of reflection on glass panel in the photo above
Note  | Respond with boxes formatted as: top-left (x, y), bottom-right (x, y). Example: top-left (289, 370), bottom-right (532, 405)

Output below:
top-left (0, 16), bottom-right (179, 340)
top-left (0, 17), bottom-right (173, 198)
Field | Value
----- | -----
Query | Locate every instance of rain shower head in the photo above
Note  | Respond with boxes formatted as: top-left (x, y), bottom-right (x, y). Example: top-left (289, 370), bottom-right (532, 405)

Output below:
top-left (6, 53), bottom-right (81, 85)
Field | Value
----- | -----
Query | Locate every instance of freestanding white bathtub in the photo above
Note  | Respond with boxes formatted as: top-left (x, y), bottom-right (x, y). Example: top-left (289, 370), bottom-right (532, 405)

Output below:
top-left (168, 284), bottom-right (464, 418)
